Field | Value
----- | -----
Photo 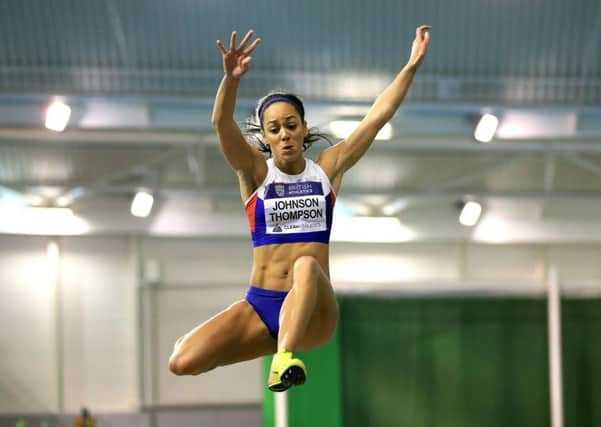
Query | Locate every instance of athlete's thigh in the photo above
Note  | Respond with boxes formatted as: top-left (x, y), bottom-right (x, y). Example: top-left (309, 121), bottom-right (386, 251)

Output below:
top-left (175, 300), bottom-right (276, 371)
top-left (298, 265), bottom-right (339, 352)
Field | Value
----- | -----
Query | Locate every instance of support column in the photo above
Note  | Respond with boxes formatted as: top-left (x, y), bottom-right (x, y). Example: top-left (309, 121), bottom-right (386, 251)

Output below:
top-left (547, 265), bottom-right (564, 427)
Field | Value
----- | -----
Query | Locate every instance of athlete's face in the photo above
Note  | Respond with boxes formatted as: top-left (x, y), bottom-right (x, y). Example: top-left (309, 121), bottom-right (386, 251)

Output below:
top-left (261, 102), bottom-right (308, 161)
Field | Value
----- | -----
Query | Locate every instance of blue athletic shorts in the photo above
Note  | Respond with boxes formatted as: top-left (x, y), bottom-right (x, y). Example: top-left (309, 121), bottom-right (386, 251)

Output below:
top-left (245, 286), bottom-right (289, 339)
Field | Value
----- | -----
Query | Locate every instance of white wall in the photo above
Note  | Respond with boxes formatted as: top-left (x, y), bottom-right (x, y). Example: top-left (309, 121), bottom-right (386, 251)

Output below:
top-left (330, 242), bottom-right (461, 286)
top-left (0, 236), bottom-right (139, 414)
top-left (140, 238), bottom-right (253, 286)
top-left (139, 238), bottom-right (261, 405)
top-left (331, 242), bottom-right (601, 296)
top-left (0, 235), bottom-right (600, 415)
top-left (0, 236), bottom-right (57, 413)
top-left (155, 287), bottom-right (262, 405)
top-left (60, 237), bottom-right (138, 413)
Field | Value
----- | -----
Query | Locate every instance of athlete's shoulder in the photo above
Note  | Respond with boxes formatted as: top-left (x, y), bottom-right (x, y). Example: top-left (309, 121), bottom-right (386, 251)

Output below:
top-left (306, 157), bottom-right (335, 194)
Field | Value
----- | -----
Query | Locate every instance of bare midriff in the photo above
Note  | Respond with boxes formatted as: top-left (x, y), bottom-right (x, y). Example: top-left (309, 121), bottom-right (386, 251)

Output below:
top-left (250, 241), bottom-right (330, 291)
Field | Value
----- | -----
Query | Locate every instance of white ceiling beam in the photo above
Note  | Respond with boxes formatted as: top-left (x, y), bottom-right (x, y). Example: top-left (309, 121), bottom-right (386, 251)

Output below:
top-left (8, 184), bottom-right (601, 202)
top-left (1, 128), bottom-right (601, 154)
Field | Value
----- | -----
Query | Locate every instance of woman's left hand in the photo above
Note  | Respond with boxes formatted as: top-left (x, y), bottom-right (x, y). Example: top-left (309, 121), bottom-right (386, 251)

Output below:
top-left (407, 25), bottom-right (431, 68)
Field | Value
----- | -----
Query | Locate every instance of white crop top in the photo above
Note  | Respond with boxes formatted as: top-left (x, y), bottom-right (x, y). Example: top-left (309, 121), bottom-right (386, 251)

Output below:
top-left (244, 158), bottom-right (336, 247)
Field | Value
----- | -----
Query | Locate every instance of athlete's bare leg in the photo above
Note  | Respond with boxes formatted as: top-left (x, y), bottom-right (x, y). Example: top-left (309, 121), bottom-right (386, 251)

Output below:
top-left (168, 301), bottom-right (276, 375)
top-left (277, 256), bottom-right (338, 353)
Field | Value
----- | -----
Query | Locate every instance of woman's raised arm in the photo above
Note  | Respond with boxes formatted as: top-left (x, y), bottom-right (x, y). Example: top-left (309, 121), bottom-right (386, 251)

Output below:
top-left (212, 30), bottom-right (266, 183)
top-left (318, 25), bottom-right (431, 178)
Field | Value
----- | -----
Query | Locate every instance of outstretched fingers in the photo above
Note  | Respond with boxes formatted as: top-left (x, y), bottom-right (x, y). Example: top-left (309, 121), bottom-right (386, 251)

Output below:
top-left (237, 30), bottom-right (261, 56)
top-left (229, 31), bottom-right (237, 51)
top-left (243, 38), bottom-right (261, 56)
top-left (216, 39), bottom-right (227, 55)
top-left (237, 30), bottom-right (254, 52)
top-left (216, 30), bottom-right (260, 56)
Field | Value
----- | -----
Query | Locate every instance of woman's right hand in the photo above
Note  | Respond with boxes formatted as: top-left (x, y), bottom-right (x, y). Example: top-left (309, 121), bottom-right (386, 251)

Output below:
top-left (216, 30), bottom-right (261, 80)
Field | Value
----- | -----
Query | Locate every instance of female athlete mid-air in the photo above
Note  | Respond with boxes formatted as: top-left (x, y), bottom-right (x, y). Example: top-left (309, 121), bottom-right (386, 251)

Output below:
top-left (169, 25), bottom-right (431, 391)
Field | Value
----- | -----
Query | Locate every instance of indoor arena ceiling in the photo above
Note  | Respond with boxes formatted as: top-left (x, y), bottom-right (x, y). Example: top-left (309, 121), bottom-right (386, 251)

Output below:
top-left (0, 0), bottom-right (600, 103)
top-left (0, 0), bottom-right (601, 241)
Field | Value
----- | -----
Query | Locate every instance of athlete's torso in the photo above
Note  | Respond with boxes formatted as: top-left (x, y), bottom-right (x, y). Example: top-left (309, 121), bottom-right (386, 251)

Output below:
top-left (244, 158), bottom-right (337, 290)
top-left (250, 241), bottom-right (330, 291)
top-left (245, 158), bottom-right (336, 247)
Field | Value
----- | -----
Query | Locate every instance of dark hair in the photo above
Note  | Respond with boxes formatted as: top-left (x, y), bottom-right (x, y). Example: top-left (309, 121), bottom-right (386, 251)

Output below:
top-left (244, 91), bottom-right (332, 155)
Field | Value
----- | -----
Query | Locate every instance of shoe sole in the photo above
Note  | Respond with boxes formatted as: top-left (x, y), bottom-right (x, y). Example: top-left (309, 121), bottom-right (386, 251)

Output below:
top-left (269, 366), bottom-right (306, 392)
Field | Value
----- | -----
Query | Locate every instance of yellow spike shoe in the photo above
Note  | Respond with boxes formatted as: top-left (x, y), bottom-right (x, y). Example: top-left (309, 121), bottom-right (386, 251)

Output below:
top-left (268, 350), bottom-right (307, 392)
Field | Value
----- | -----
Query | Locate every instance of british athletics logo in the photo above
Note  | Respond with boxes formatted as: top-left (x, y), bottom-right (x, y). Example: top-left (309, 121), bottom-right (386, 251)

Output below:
top-left (264, 181), bottom-right (323, 199)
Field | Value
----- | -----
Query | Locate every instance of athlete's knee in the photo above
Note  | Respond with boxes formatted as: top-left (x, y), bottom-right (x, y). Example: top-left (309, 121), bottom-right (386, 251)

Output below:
top-left (169, 351), bottom-right (214, 376)
top-left (168, 339), bottom-right (215, 376)
top-left (293, 256), bottom-right (320, 279)
top-left (168, 352), bottom-right (188, 376)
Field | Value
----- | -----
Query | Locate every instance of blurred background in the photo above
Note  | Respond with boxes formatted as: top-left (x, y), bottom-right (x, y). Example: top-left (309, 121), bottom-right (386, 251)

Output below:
top-left (0, 0), bottom-right (600, 426)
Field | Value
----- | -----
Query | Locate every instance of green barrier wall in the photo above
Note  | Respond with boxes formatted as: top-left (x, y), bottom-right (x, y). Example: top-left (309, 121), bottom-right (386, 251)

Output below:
top-left (263, 297), bottom-right (601, 427)
top-left (561, 299), bottom-right (601, 426)
top-left (339, 296), bottom-right (601, 427)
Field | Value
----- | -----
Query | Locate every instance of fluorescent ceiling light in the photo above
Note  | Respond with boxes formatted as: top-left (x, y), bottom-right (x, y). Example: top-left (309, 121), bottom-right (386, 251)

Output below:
top-left (329, 121), bottom-right (392, 140)
top-left (26, 194), bottom-right (46, 206)
top-left (329, 120), bottom-right (359, 139)
top-left (28, 206), bottom-right (73, 216)
top-left (131, 191), bottom-right (154, 217)
top-left (0, 186), bottom-right (27, 209)
top-left (0, 206), bottom-right (89, 235)
top-left (473, 217), bottom-right (511, 243)
top-left (474, 113), bottom-right (498, 143)
top-left (381, 198), bottom-right (408, 216)
top-left (331, 216), bottom-right (416, 242)
top-left (333, 198), bottom-right (372, 218)
top-left (496, 110), bottom-right (577, 139)
top-left (55, 188), bottom-right (85, 207)
top-left (45, 101), bottom-right (72, 132)
top-left (55, 195), bottom-right (72, 207)
top-left (459, 200), bottom-right (482, 226)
